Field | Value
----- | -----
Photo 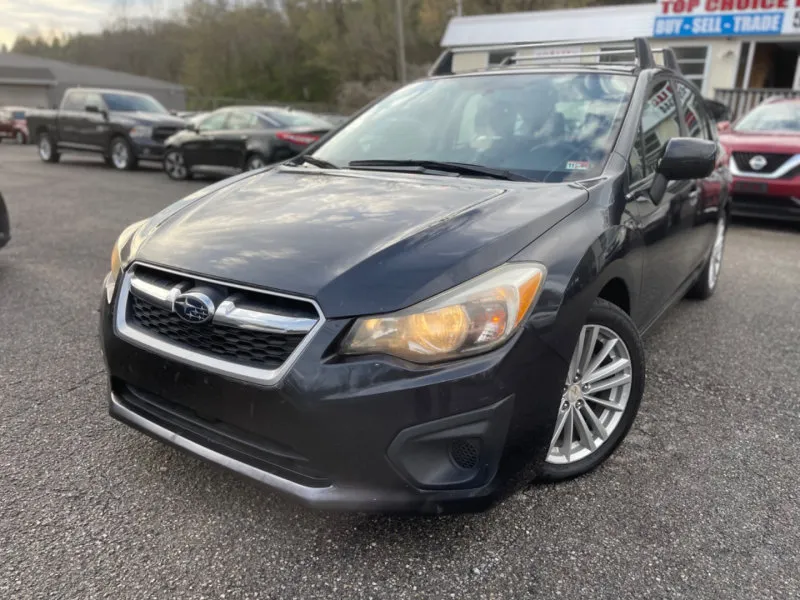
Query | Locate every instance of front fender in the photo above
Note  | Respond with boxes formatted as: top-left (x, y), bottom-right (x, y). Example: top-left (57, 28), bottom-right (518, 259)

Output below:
top-left (513, 196), bottom-right (642, 365)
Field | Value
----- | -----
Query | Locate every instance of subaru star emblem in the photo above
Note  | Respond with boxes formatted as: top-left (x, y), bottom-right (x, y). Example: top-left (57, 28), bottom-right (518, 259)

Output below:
top-left (173, 292), bottom-right (215, 324)
top-left (749, 155), bottom-right (767, 171)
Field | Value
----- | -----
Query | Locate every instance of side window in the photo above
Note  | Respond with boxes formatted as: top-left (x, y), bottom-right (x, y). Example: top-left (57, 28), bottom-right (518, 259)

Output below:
top-left (198, 111), bottom-right (229, 131)
top-left (674, 81), bottom-right (711, 140)
top-left (226, 111), bottom-right (260, 130)
top-left (83, 92), bottom-right (104, 111)
top-left (62, 92), bottom-right (85, 111)
top-left (640, 80), bottom-right (682, 174)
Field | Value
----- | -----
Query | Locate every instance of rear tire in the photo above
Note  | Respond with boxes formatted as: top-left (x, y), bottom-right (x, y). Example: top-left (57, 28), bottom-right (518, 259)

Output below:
top-left (163, 148), bottom-right (191, 181)
top-left (244, 153), bottom-right (268, 171)
top-left (686, 214), bottom-right (727, 300)
top-left (538, 299), bottom-right (645, 482)
top-left (109, 136), bottom-right (138, 171)
top-left (38, 132), bottom-right (60, 163)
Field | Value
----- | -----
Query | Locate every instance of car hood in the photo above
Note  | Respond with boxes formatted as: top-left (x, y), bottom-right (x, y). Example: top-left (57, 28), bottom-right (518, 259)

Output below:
top-left (111, 111), bottom-right (186, 127)
top-left (134, 168), bottom-right (588, 318)
top-left (719, 131), bottom-right (800, 153)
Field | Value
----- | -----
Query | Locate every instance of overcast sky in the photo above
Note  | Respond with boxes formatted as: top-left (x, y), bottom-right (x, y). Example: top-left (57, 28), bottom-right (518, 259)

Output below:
top-left (0, 0), bottom-right (188, 48)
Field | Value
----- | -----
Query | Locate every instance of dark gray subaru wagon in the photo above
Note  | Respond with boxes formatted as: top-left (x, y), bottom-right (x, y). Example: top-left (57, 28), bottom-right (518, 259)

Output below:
top-left (100, 39), bottom-right (730, 513)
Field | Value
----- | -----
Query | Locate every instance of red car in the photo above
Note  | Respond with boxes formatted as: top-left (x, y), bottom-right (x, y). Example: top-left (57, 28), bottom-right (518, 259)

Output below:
top-left (718, 98), bottom-right (800, 223)
top-left (0, 107), bottom-right (29, 144)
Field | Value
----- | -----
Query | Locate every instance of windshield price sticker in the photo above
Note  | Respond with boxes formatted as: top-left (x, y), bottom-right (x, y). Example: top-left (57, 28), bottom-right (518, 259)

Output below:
top-left (653, 0), bottom-right (800, 37)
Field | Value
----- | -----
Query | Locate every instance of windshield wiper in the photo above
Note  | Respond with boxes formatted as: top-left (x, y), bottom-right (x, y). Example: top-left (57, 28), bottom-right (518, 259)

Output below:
top-left (289, 155), bottom-right (339, 169)
top-left (348, 159), bottom-right (532, 181)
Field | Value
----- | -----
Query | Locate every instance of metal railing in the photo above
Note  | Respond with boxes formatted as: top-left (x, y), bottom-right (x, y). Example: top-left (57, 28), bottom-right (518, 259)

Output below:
top-left (714, 88), bottom-right (800, 121)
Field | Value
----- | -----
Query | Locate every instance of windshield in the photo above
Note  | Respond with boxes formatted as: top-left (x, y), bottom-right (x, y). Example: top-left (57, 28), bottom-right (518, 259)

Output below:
top-left (311, 72), bottom-right (634, 182)
top-left (265, 109), bottom-right (331, 129)
top-left (102, 93), bottom-right (168, 114)
top-left (734, 102), bottom-right (800, 133)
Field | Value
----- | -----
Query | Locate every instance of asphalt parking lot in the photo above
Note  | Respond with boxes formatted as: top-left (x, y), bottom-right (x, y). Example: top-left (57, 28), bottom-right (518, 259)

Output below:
top-left (1, 144), bottom-right (798, 600)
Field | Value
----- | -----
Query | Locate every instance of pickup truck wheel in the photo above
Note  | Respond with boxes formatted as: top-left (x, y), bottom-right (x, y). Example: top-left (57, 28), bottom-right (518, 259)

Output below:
top-left (38, 133), bottom-right (60, 163)
top-left (163, 149), bottom-right (191, 180)
top-left (109, 137), bottom-right (138, 171)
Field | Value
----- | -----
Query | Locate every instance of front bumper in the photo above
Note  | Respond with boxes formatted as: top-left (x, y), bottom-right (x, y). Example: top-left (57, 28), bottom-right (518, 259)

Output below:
top-left (730, 176), bottom-right (800, 222)
top-left (100, 280), bottom-right (567, 513)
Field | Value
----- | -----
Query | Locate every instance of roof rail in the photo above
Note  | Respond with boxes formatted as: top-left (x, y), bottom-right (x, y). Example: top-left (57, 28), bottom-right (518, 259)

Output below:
top-left (656, 47), bottom-right (682, 74)
top-left (429, 37), bottom-right (656, 76)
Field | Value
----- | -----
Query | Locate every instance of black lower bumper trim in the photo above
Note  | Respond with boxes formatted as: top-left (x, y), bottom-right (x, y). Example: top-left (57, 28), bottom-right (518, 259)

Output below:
top-left (115, 383), bottom-right (330, 487)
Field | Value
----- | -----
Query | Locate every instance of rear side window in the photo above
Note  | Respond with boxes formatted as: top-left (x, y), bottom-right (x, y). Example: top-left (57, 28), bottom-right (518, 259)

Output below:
top-left (62, 91), bottom-right (85, 111)
top-left (226, 111), bottom-right (262, 130)
top-left (198, 111), bottom-right (230, 131)
top-left (674, 81), bottom-right (712, 140)
top-left (640, 80), bottom-right (682, 174)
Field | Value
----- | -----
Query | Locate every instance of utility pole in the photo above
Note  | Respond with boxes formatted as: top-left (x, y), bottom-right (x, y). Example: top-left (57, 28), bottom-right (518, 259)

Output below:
top-left (395, 0), bottom-right (406, 84)
top-left (456, 0), bottom-right (463, 17)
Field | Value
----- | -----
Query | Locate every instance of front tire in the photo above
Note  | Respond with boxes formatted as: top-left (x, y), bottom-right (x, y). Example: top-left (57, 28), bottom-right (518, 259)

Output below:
top-left (686, 214), bottom-right (727, 300)
top-left (539, 299), bottom-right (645, 482)
top-left (38, 132), bottom-right (60, 163)
top-left (109, 136), bottom-right (138, 171)
top-left (163, 148), bottom-right (191, 180)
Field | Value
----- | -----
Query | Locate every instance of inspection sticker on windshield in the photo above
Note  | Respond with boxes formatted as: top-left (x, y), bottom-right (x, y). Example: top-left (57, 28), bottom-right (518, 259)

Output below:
top-left (565, 160), bottom-right (591, 171)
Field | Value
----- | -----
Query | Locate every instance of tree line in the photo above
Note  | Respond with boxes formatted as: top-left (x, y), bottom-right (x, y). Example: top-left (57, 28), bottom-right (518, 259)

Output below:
top-left (11, 0), bottom-right (648, 113)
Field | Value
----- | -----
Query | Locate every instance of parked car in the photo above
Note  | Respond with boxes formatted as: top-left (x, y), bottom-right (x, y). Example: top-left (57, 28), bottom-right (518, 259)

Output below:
top-left (0, 107), bottom-right (28, 144)
top-left (0, 192), bottom-right (9, 250)
top-left (718, 98), bottom-right (800, 222)
top-left (162, 106), bottom-right (332, 180)
top-left (100, 38), bottom-right (730, 513)
top-left (26, 88), bottom-right (186, 170)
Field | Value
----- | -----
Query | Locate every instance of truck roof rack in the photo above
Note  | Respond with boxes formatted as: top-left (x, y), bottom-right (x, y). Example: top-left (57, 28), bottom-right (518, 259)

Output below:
top-left (656, 47), bottom-right (682, 74)
top-left (429, 37), bottom-right (657, 77)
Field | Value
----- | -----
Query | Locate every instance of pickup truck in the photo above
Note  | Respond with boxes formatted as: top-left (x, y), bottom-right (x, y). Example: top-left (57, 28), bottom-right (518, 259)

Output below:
top-left (26, 88), bottom-right (186, 170)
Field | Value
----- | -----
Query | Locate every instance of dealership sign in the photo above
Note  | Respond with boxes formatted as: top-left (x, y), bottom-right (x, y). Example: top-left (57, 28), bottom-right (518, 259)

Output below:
top-left (653, 0), bottom-right (800, 37)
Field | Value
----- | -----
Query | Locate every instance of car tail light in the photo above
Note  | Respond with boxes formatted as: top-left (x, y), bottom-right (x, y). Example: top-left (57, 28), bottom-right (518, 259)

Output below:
top-left (276, 131), bottom-right (319, 146)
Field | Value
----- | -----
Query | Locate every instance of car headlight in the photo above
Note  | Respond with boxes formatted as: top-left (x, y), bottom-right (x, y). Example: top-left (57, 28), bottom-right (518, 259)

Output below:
top-left (340, 263), bottom-right (546, 364)
top-left (129, 125), bottom-right (152, 138)
top-left (105, 220), bottom-right (146, 303)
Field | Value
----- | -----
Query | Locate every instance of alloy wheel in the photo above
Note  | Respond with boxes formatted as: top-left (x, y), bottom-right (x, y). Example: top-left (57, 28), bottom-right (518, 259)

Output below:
top-left (39, 137), bottom-right (51, 160)
top-left (708, 216), bottom-right (726, 289)
top-left (112, 141), bottom-right (129, 169)
top-left (165, 151), bottom-right (187, 179)
top-left (547, 324), bottom-right (633, 465)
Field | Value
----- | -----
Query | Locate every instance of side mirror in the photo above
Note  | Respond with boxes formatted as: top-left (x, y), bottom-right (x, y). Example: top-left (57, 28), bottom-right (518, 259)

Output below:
top-left (717, 120), bottom-right (731, 133)
top-left (649, 137), bottom-right (717, 204)
top-left (86, 105), bottom-right (108, 120)
top-left (657, 137), bottom-right (717, 180)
